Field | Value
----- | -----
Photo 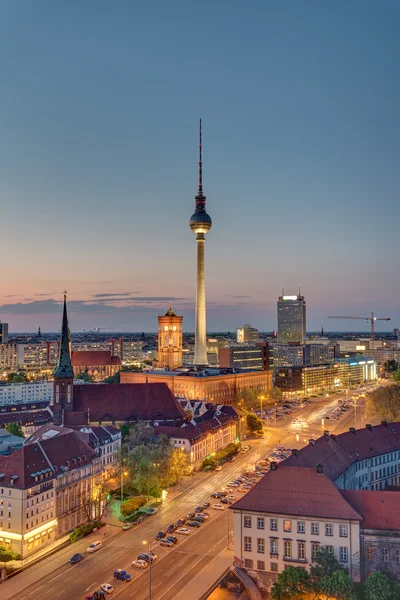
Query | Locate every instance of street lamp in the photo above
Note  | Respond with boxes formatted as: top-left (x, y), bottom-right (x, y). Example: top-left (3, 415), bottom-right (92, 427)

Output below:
top-left (142, 539), bottom-right (153, 600)
top-left (259, 395), bottom-right (265, 420)
top-left (121, 470), bottom-right (128, 503)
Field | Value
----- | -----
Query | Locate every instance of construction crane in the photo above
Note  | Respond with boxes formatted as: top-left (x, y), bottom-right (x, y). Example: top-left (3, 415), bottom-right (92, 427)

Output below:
top-left (327, 312), bottom-right (391, 349)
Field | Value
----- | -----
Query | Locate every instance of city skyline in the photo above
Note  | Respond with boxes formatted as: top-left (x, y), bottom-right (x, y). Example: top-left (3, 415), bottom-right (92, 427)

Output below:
top-left (1, 2), bottom-right (399, 331)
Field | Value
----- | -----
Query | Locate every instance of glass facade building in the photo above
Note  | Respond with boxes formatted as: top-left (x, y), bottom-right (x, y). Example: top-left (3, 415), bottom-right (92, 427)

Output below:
top-left (277, 294), bottom-right (306, 344)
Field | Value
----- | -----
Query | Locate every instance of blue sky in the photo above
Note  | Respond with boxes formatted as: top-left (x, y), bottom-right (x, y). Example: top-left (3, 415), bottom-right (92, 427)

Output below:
top-left (0, 1), bottom-right (398, 332)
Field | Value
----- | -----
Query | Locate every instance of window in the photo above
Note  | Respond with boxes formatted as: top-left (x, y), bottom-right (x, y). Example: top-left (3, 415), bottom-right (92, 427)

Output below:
top-left (283, 520), bottom-right (291, 532)
top-left (257, 517), bottom-right (265, 530)
top-left (244, 536), bottom-right (252, 552)
top-left (257, 560), bottom-right (265, 571)
top-left (312, 542), bottom-right (320, 559)
top-left (367, 547), bottom-right (374, 561)
top-left (270, 518), bottom-right (278, 531)
top-left (381, 548), bottom-right (389, 563)
top-left (339, 525), bottom-right (348, 537)
top-left (340, 547), bottom-right (348, 562)
top-left (298, 541), bottom-right (305, 560)
top-left (270, 539), bottom-right (278, 554)
top-left (284, 541), bottom-right (292, 559)
top-left (396, 549), bottom-right (400, 564)
top-left (327, 545), bottom-right (334, 556)
top-left (297, 521), bottom-right (305, 534)
top-left (311, 522), bottom-right (319, 535)
top-left (244, 516), bottom-right (252, 528)
top-left (244, 558), bottom-right (253, 569)
top-left (257, 538), bottom-right (265, 554)
top-left (270, 562), bottom-right (278, 572)
top-left (325, 524), bottom-right (333, 536)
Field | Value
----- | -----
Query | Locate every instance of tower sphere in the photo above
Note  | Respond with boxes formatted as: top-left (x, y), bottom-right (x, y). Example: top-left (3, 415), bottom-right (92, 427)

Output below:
top-left (189, 210), bottom-right (212, 234)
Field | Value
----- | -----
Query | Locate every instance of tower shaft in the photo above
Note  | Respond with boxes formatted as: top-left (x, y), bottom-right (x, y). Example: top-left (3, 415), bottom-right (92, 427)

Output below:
top-left (195, 233), bottom-right (208, 365)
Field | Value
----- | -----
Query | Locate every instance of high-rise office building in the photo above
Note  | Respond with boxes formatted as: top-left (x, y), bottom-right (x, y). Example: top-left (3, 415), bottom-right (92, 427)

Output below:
top-left (277, 290), bottom-right (306, 344)
top-left (237, 324), bottom-right (259, 343)
top-left (0, 321), bottom-right (9, 344)
top-left (189, 119), bottom-right (212, 366)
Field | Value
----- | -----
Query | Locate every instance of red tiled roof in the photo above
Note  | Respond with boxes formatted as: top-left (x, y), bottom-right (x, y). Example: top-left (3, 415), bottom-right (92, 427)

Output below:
top-left (71, 350), bottom-right (121, 367)
top-left (0, 410), bottom-right (52, 426)
top-left (63, 411), bottom-right (89, 426)
top-left (73, 383), bottom-right (186, 424)
top-left (230, 466), bottom-right (362, 520)
top-left (283, 422), bottom-right (400, 480)
top-left (0, 425), bottom-right (96, 489)
top-left (341, 490), bottom-right (400, 531)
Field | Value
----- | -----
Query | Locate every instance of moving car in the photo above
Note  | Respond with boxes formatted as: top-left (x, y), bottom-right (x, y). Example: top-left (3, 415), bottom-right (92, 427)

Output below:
top-left (101, 583), bottom-right (113, 594)
top-left (132, 559), bottom-right (148, 569)
top-left (69, 553), bottom-right (84, 564)
top-left (160, 538), bottom-right (174, 547)
top-left (122, 522), bottom-right (134, 531)
top-left (87, 541), bottom-right (102, 553)
top-left (212, 503), bottom-right (225, 510)
top-left (114, 570), bottom-right (131, 582)
top-left (176, 527), bottom-right (190, 535)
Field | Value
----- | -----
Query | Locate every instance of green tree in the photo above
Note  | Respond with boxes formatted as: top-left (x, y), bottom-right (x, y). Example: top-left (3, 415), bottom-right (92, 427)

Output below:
top-left (80, 480), bottom-right (113, 524)
top-left (75, 372), bottom-right (94, 382)
top-left (103, 371), bottom-right (121, 384)
top-left (234, 387), bottom-right (260, 411)
top-left (168, 448), bottom-right (190, 483)
top-left (0, 544), bottom-right (19, 565)
top-left (310, 546), bottom-right (344, 579)
top-left (271, 565), bottom-right (312, 600)
top-left (7, 372), bottom-right (27, 383)
top-left (364, 571), bottom-right (400, 600)
top-left (5, 422), bottom-right (24, 438)
top-left (319, 570), bottom-right (354, 600)
top-left (384, 359), bottom-right (399, 373)
top-left (246, 412), bottom-right (263, 433)
top-left (367, 385), bottom-right (400, 421)
top-left (269, 387), bottom-right (283, 402)
top-left (120, 496), bottom-right (148, 517)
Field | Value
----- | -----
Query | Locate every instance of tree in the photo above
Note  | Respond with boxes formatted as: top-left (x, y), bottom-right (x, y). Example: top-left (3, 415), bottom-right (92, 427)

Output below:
top-left (384, 360), bottom-right (399, 373)
top-left (7, 372), bottom-right (27, 383)
top-left (168, 448), bottom-right (190, 483)
top-left (75, 372), bottom-right (94, 382)
top-left (367, 385), bottom-right (400, 421)
top-left (120, 496), bottom-right (147, 517)
top-left (269, 387), bottom-right (283, 402)
top-left (5, 422), bottom-right (24, 438)
top-left (103, 371), bottom-right (120, 384)
top-left (0, 545), bottom-right (19, 564)
top-left (246, 412), bottom-right (263, 434)
top-left (364, 572), bottom-right (400, 600)
top-left (234, 387), bottom-right (260, 411)
top-left (271, 565), bottom-right (312, 600)
top-left (319, 570), bottom-right (354, 600)
top-left (124, 421), bottom-right (154, 450)
top-left (310, 547), bottom-right (344, 579)
top-left (80, 480), bottom-right (114, 524)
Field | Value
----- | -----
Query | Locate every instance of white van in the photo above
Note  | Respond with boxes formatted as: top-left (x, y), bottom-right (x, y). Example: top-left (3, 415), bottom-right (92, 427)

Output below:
top-left (87, 541), bottom-right (103, 553)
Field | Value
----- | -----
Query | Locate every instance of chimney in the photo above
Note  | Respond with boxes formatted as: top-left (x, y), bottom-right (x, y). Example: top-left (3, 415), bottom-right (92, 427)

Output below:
top-left (309, 439), bottom-right (316, 447)
top-left (349, 427), bottom-right (356, 435)
top-left (324, 430), bottom-right (330, 440)
top-left (381, 421), bottom-right (388, 428)
top-left (366, 424), bottom-right (372, 430)
top-left (291, 449), bottom-right (299, 456)
top-left (316, 464), bottom-right (323, 474)
top-left (270, 461), bottom-right (277, 471)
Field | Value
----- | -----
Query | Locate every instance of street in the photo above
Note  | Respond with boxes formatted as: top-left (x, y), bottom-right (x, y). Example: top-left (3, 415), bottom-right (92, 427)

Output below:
top-left (4, 384), bottom-right (379, 600)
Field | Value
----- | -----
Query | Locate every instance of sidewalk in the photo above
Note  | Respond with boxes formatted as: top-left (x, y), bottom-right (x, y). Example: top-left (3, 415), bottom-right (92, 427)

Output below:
top-left (174, 547), bottom-right (233, 600)
top-left (5, 533), bottom-right (71, 574)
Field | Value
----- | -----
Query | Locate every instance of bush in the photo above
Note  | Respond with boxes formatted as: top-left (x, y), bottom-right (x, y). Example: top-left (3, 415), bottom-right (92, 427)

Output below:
top-left (120, 496), bottom-right (148, 517)
top-left (202, 442), bottom-right (240, 470)
top-left (69, 521), bottom-right (103, 543)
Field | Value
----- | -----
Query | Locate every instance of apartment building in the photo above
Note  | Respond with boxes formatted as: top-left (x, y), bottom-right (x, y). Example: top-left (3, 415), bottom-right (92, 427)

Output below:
top-left (0, 381), bottom-right (53, 405)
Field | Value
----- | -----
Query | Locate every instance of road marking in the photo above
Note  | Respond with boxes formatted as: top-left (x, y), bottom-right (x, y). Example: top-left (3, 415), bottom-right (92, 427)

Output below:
top-left (156, 554), bottom-right (206, 600)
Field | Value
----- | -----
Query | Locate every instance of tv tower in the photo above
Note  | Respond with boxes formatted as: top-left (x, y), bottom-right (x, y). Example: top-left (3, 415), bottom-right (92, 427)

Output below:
top-left (189, 119), bottom-right (212, 366)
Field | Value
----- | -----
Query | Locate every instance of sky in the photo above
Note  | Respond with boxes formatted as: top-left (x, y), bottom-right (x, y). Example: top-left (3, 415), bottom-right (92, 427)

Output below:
top-left (0, 1), bottom-right (399, 333)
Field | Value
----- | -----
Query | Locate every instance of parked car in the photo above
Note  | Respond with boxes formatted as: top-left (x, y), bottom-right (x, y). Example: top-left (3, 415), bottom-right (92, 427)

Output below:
top-left (114, 570), bottom-right (131, 582)
top-left (122, 522), bottom-right (133, 531)
top-left (176, 519), bottom-right (186, 527)
top-left (176, 527), bottom-right (190, 535)
top-left (87, 541), bottom-right (102, 553)
top-left (167, 524), bottom-right (176, 533)
top-left (196, 512), bottom-right (209, 519)
top-left (69, 553), bottom-right (84, 564)
top-left (187, 520), bottom-right (201, 528)
top-left (211, 492), bottom-right (221, 499)
top-left (132, 559), bottom-right (148, 569)
top-left (186, 511), bottom-right (196, 519)
top-left (228, 495), bottom-right (236, 501)
top-left (215, 466), bottom-right (222, 471)
top-left (101, 583), bottom-right (113, 594)
top-left (160, 538), bottom-right (174, 547)
top-left (137, 552), bottom-right (157, 563)
top-left (195, 506), bottom-right (203, 513)
top-left (155, 531), bottom-right (166, 540)
top-left (221, 498), bottom-right (232, 505)
top-left (219, 490), bottom-right (228, 497)
top-left (166, 535), bottom-right (178, 544)
top-left (203, 502), bottom-right (210, 509)
top-left (193, 516), bottom-right (205, 523)
top-left (147, 508), bottom-right (158, 515)
top-left (213, 503), bottom-right (225, 510)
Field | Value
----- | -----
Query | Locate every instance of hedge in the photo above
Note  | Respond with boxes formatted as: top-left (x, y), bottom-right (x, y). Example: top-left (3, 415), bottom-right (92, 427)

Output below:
top-left (69, 521), bottom-right (103, 544)
top-left (120, 496), bottom-right (148, 517)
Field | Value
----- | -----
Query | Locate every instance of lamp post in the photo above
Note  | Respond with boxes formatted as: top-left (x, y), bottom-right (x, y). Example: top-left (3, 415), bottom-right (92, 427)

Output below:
top-left (121, 470), bottom-right (128, 504)
top-left (142, 540), bottom-right (152, 600)
top-left (259, 395), bottom-right (265, 421)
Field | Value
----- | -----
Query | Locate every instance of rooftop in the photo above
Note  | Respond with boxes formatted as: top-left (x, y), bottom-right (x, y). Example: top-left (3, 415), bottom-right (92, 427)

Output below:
top-left (71, 350), bottom-right (121, 367)
top-left (341, 490), bottom-right (400, 531)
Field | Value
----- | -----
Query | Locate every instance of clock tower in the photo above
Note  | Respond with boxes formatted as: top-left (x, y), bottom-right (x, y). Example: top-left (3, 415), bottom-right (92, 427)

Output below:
top-left (157, 304), bottom-right (183, 371)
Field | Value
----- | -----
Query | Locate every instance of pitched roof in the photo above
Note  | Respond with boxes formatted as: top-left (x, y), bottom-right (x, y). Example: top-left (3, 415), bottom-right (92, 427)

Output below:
top-left (283, 422), bottom-right (400, 480)
top-left (230, 466), bottom-right (362, 521)
top-left (155, 410), bottom-right (238, 443)
top-left (0, 409), bottom-right (52, 426)
top-left (71, 350), bottom-right (121, 367)
top-left (341, 490), bottom-right (400, 531)
top-left (0, 425), bottom-right (96, 489)
top-left (72, 383), bottom-right (186, 423)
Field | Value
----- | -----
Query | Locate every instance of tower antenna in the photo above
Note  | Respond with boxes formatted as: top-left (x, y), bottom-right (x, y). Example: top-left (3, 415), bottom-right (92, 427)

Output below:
top-left (198, 118), bottom-right (202, 194)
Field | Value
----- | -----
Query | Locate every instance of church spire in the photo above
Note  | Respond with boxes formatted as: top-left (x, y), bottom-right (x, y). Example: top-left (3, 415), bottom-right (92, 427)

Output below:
top-left (54, 291), bottom-right (74, 379)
